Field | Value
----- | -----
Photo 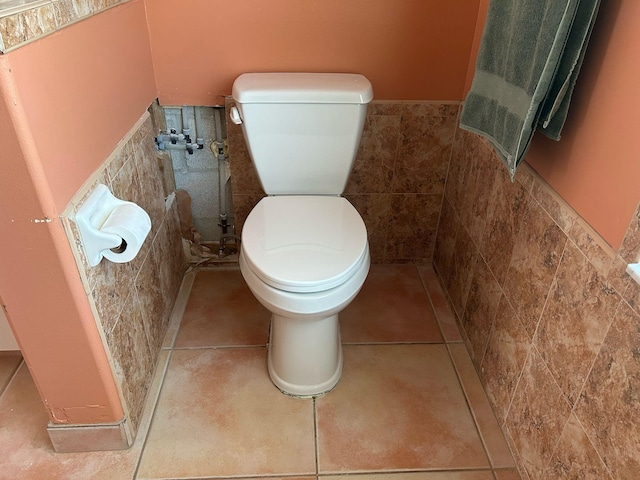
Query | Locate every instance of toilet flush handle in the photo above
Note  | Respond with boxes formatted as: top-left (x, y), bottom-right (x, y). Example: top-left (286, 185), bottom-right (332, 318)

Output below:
top-left (229, 106), bottom-right (243, 125)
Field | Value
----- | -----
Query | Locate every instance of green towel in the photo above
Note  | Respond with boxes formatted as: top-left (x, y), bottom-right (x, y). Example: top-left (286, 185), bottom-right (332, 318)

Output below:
top-left (460, 0), bottom-right (600, 177)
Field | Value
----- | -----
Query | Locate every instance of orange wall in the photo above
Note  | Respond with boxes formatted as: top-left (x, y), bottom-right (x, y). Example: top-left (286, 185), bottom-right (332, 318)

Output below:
top-left (9, 0), bottom-right (157, 212)
top-left (0, 57), bottom-right (123, 424)
top-left (145, 0), bottom-right (480, 105)
top-left (0, 0), bottom-right (156, 424)
top-left (466, 0), bottom-right (640, 249)
top-left (464, 1), bottom-right (489, 95)
top-left (526, 0), bottom-right (640, 249)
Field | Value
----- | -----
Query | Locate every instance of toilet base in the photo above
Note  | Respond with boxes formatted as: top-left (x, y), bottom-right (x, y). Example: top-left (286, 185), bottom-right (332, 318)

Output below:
top-left (267, 313), bottom-right (343, 397)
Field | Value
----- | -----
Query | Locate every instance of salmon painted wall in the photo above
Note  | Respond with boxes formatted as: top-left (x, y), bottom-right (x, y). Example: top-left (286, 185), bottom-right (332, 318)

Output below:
top-left (0, 0), bottom-right (156, 424)
top-left (8, 0), bottom-right (157, 212)
top-left (526, 0), bottom-right (640, 249)
top-left (145, 0), bottom-right (480, 105)
top-left (0, 58), bottom-right (123, 424)
top-left (465, 0), bottom-right (640, 249)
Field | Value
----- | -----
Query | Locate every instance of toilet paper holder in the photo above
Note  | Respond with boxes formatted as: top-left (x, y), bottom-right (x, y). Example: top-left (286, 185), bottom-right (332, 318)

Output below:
top-left (75, 184), bottom-right (151, 267)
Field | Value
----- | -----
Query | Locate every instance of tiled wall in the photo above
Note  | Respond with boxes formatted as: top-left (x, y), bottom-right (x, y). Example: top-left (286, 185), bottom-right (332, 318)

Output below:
top-left (61, 111), bottom-right (185, 437)
top-left (226, 99), bottom-right (460, 264)
top-left (0, 0), bottom-right (127, 52)
top-left (434, 128), bottom-right (640, 479)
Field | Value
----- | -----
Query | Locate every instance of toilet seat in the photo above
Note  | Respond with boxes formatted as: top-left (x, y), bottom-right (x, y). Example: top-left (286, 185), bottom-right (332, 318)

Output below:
top-left (241, 196), bottom-right (368, 293)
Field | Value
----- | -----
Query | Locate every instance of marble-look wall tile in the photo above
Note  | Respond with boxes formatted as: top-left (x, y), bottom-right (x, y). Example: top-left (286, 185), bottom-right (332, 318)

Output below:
top-left (618, 201), bottom-right (640, 263)
top-left (546, 414), bottom-right (613, 480)
top-left (530, 176), bottom-right (578, 236)
top-left (461, 255), bottom-right (502, 366)
top-left (52, 0), bottom-right (80, 25)
top-left (433, 196), bottom-right (459, 281)
top-left (385, 193), bottom-right (441, 263)
top-left (230, 193), bottom-right (263, 236)
top-left (480, 296), bottom-right (530, 424)
top-left (447, 132), bottom-right (498, 249)
top-left (435, 128), bottom-right (640, 480)
top-left (444, 224), bottom-right (477, 318)
top-left (479, 167), bottom-right (529, 287)
top-left (226, 98), bottom-right (263, 197)
top-left (392, 103), bottom-right (458, 195)
top-left (345, 193), bottom-right (392, 264)
top-left (576, 301), bottom-right (640, 478)
top-left (504, 348), bottom-right (572, 480)
top-left (108, 292), bottom-right (153, 434)
top-left (345, 113), bottom-right (400, 194)
top-left (568, 218), bottom-right (617, 279)
top-left (533, 241), bottom-right (620, 406)
top-left (61, 110), bottom-right (185, 437)
top-left (155, 201), bottom-right (185, 317)
top-left (136, 244), bottom-right (166, 355)
top-left (228, 100), bottom-right (459, 264)
top-left (0, 4), bottom-right (56, 51)
top-left (502, 198), bottom-right (566, 336)
top-left (0, 0), bottom-right (129, 53)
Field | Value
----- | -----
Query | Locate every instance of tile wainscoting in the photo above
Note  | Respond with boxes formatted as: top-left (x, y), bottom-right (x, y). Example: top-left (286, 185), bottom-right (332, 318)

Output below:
top-left (60, 111), bottom-right (185, 449)
top-left (227, 99), bottom-right (460, 265)
top-left (435, 128), bottom-right (640, 480)
top-left (0, 0), bottom-right (129, 52)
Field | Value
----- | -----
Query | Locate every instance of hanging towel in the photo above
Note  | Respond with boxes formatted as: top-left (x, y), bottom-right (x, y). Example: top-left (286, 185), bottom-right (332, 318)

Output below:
top-left (460, 0), bottom-right (601, 177)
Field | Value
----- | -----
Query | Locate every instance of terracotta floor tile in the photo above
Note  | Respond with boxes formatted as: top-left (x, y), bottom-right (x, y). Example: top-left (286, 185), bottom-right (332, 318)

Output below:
top-left (448, 344), bottom-right (515, 469)
top-left (173, 269), bottom-right (270, 348)
top-left (0, 364), bottom-right (142, 480)
top-left (493, 469), bottom-right (523, 480)
top-left (341, 265), bottom-right (443, 343)
top-left (1, 265), bottom-right (519, 479)
top-left (137, 347), bottom-right (316, 479)
top-left (322, 473), bottom-right (494, 480)
top-left (317, 344), bottom-right (488, 473)
top-left (417, 265), bottom-right (463, 342)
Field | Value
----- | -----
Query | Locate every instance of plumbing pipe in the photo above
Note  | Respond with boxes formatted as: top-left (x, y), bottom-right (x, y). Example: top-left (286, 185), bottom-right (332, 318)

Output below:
top-left (156, 140), bottom-right (203, 154)
top-left (213, 107), bottom-right (230, 238)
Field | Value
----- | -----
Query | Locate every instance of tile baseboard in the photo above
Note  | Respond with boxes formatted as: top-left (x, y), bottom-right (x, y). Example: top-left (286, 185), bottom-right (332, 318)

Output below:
top-left (47, 417), bottom-right (132, 453)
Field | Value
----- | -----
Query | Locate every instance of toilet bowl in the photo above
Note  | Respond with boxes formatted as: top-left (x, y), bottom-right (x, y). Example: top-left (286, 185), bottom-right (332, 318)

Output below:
top-left (240, 195), bottom-right (369, 396)
top-left (231, 72), bottom-right (373, 396)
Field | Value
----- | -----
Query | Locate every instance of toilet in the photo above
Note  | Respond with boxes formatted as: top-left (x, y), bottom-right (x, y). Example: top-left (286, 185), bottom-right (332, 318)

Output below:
top-left (230, 72), bottom-right (373, 396)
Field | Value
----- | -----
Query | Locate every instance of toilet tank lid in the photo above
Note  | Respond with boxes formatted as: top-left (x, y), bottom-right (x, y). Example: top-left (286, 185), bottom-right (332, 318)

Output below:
top-left (232, 73), bottom-right (373, 104)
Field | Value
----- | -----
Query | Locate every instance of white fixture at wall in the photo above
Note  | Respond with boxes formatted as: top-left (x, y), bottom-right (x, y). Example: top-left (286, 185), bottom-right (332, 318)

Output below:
top-left (626, 261), bottom-right (640, 285)
top-left (75, 184), bottom-right (151, 267)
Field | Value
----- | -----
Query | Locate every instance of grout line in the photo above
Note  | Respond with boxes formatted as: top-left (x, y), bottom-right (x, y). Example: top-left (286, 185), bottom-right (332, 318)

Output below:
top-left (161, 268), bottom-right (197, 350)
top-left (445, 343), bottom-right (494, 471)
top-left (171, 344), bottom-right (269, 351)
top-left (132, 348), bottom-right (174, 480)
top-left (416, 264), bottom-right (449, 344)
top-left (133, 269), bottom-right (196, 479)
top-left (313, 396), bottom-right (320, 476)
top-left (342, 340), bottom-right (445, 346)
top-left (316, 468), bottom-right (496, 477)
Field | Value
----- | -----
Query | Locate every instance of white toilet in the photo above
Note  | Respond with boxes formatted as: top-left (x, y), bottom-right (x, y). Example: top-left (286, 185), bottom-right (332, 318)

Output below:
top-left (230, 72), bottom-right (373, 396)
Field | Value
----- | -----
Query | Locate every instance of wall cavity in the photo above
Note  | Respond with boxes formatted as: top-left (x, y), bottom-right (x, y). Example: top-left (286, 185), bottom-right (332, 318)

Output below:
top-left (162, 105), bottom-right (233, 244)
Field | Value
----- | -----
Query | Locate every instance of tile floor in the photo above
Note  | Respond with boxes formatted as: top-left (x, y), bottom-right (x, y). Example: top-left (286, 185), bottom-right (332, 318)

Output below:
top-left (0, 265), bottom-right (522, 480)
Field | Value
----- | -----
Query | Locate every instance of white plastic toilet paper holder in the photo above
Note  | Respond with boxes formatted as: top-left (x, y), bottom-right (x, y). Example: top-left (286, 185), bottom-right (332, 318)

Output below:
top-left (75, 184), bottom-right (148, 267)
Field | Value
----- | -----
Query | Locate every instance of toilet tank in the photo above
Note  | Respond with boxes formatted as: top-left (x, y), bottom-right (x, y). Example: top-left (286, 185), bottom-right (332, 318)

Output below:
top-left (231, 73), bottom-right (373, 195)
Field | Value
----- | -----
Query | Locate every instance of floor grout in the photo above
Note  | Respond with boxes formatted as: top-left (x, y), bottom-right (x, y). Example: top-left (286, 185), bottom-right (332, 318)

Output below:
top-left (131, 265), bottom-right (520, 479)
top-left (0, 265), bottom-right (522, 480)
